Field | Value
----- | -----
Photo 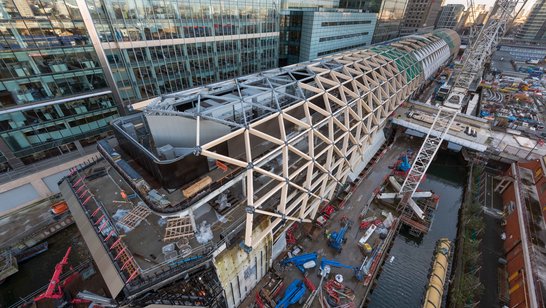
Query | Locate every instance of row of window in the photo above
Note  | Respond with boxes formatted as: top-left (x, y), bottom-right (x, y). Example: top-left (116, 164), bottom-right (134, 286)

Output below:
top-left (0, 97), bottom-right (115, 131)
top-left (319, 32), bottom-right (370, 42)
top-left (321, 20), bottom-right (372, 27)
top-left (0, 51), bottom-right (100, 81)
top-left (317, 42), bottom-right (368, 56)
top-left (107, 37), bottom-right (279, 102)
top-left (0, 72), bottom-right (108, 107)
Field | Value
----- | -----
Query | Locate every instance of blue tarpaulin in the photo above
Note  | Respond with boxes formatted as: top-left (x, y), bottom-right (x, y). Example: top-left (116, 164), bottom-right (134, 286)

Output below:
top-left (398, 155), bottom-right (411, 172)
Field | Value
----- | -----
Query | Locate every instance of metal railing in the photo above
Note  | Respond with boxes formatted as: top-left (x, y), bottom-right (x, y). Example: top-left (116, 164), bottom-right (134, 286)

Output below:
top-left (513, 166), bottom-right (544, 306)
top-left (0, 146), bottom-right (99, 185)
top-left (61, 156), bottom-right (243, 298)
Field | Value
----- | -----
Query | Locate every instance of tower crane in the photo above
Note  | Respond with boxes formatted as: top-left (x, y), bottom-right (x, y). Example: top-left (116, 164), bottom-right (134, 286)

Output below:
top-left (398, 0), bottom-right (519, 218)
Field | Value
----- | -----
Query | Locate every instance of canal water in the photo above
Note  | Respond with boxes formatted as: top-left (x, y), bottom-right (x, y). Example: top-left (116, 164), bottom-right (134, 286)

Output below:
top-left (0, 225), bottom-right (88, 307)
top-left (368, 151), bottom-right (466, 307)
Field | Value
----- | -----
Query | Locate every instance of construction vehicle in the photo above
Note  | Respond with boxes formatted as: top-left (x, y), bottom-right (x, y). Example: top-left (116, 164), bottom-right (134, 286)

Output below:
top-left (397, 155), bottom-right (411, 173)
top-left (320, 258), bottom-right (365, 281)
top-left (33, 246), bottom-right (92, 306)
top-left (280, 252), bottom-right (317, 273)
top-left (328, 218), bottom-right (353, 253)
top-left (50, 200), bottom-right (69, 216)
top-left (275, 279), bottom-right (307, 308)
top-left (314, 204), bottom-right (336, 228)
top-left (34, 247), bottom-right (74, 303)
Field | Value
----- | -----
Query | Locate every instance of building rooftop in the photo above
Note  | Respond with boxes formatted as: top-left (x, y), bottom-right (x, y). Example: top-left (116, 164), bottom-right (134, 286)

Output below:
top-left (61, 156), bottom-right (246, 296)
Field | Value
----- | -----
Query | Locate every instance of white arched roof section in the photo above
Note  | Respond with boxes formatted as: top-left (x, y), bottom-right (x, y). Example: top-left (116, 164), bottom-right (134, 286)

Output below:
top-left (412, 39), bottom-right (450, 79)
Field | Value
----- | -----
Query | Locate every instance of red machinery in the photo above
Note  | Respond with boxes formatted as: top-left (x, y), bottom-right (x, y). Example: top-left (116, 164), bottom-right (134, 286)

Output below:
top-left (315, 205), bottom-right (336, 228)
top-left (35, 247), bottom-right (72, 302)
top-left (34, 247), bottom-right (91, 306)
top-left (286, 223), bottom-right (298, 245)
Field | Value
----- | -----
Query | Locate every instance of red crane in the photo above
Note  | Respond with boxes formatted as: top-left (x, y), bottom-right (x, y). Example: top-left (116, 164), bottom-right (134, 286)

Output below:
top-left (34, 247), bottom-right (72, 301)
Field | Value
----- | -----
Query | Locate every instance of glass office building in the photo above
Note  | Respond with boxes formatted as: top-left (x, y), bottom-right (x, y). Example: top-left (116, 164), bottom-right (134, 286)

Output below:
top-left (0, 0), bottom-right (117, 170)
top-left (340, 0), bottom-right (409, 43)
top-left (81, 0), bottom-right (280, 109)
top-left (279, 8), bottom-right (376, 65)
top-left (517, 0), bottom-right (546, 43)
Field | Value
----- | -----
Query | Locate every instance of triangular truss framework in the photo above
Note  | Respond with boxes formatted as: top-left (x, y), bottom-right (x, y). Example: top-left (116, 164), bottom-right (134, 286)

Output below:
top-left (145, 31), bottom-right (459, 248)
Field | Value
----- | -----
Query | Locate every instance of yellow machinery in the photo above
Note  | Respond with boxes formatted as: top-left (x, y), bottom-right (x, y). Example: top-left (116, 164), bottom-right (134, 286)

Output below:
top-left (423, 238), bottom-right (451, 308)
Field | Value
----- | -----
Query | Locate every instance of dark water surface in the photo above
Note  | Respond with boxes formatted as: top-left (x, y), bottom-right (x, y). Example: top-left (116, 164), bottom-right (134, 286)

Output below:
top-left (0, 224), bottom-right (87, 307)
top-left (368, 152), bottom-right (466, 307)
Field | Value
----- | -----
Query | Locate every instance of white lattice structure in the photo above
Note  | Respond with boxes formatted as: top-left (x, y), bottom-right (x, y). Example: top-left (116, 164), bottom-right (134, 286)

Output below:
top-left (398, 0), bottom-right (517, 216)
top-left (399, 107), bottom-right (459, 218)
top-left (446, 0), bottom-right (518, 107)
top-left (142, 30), bottom-right (460, 249)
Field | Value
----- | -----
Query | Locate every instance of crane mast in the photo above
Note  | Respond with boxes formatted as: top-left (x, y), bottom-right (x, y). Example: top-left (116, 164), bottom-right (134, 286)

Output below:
top-left (446, 0), bottom-right (519, 109)
top-left (398, 0), bottom-right (518, 217)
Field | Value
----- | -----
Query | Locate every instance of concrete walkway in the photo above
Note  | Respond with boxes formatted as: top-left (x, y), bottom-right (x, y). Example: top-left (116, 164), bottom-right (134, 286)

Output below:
top-left (0, 152), bottom-right (99, 216)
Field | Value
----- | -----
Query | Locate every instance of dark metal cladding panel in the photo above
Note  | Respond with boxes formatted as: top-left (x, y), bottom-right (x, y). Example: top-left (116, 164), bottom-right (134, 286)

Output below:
top-left (98, 139), bottom-right (115, 156)
top-left (116, 159), bottom-right (143, 182)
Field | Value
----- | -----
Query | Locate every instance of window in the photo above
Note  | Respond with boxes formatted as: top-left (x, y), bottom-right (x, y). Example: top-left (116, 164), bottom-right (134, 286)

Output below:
top-left (317, 43), bottom-right (368, 56)
top-left (319, 32), bottom-right (370, 42)
top-left (321, 20), bottom-right (372, 26)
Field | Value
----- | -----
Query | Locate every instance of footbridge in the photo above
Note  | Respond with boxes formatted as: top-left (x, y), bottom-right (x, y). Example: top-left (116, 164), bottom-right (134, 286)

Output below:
top-left (391, 101), bottom-right (546, 162)
top-left (392, 101), bottom-right (491, 152)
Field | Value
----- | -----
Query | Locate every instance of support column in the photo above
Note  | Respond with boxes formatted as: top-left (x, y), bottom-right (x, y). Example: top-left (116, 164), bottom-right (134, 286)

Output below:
top-left (74, 140), bottom-right (85, 155)
top-left (0, 138), bottom-right (24, 170)
top-left (31, 178), bottom-right (52, 198)
top-left (76, 0), bottom-right (124, 112)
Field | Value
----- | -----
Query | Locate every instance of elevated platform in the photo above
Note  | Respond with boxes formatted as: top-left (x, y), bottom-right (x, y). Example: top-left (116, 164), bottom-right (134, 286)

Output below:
top-left (393, 102), bottom-right (490, 152)
top-left (61, 158), bottom-right (244, 298)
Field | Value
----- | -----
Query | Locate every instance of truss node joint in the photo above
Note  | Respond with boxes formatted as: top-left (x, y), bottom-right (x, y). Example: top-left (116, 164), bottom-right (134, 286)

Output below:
top-left (239, 242), bottom-right (253, 254)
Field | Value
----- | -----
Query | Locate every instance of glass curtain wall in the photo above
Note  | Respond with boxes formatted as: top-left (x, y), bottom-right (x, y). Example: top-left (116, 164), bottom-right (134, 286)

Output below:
top-left (0, 0), bottom-right (117, 168)
top-left (84, 0), bottom-right (280, 107)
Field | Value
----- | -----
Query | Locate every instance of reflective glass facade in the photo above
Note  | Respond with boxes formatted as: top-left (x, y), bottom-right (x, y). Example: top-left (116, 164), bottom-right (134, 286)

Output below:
top-left (435, 4), bottom-right (464, 30)
top-left (399, 0), bottom-right (444, 36)
top-left (339, 0), bottom-right (409, 43)
top-left (83, 0), bottom-right (280, 108)
top-left (0, 0), bottom-right (117, 169)
top-left (374, 0), bottom-right (408, 42)
top-left (281, 0), bottom-right (339, 9)
top-left (517, 0), bottom-right (546, 42)
top-left (280, 9), bottom-right (376, 65)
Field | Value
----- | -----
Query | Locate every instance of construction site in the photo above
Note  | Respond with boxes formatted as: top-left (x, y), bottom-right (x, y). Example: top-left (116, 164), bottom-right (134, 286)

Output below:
top-left (48, 28), bottom-right (463, 307)
top-left (2, 0), bottom-right (546, 307)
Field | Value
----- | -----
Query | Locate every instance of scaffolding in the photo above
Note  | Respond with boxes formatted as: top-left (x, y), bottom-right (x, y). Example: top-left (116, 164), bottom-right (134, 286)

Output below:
top-left (118, 204), bottom-right (152, 229)
top-left (163, 217), bottom-right (194, 242)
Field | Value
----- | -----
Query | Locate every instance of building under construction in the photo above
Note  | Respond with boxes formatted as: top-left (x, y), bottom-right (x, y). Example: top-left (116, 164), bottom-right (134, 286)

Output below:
top-left (59, 29), bottom-right (460, 306)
